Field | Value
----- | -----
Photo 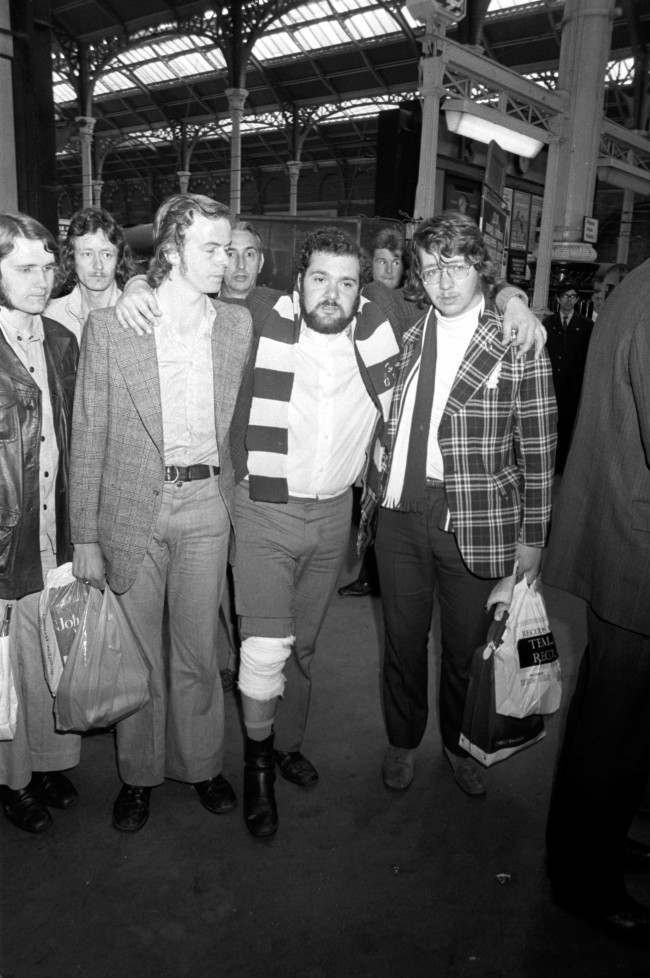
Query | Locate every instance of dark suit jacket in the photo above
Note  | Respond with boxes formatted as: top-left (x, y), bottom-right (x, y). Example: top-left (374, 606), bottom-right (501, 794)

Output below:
top-left (69, 300), bottom-right (252, 594)
top-left (543, 260), bottom-right (650, 635)
top-left (542, 311), bottom-right (592, 403)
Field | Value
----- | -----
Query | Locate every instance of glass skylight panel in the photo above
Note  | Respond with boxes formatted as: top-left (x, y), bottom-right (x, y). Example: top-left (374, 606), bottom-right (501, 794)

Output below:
top-left (400, 5), bottom-right (419, 28)
top-left (252, 31), bottom-right (302, 60)
top-left (168, 52), bottom-right (213, 76)
top-left (95, 70), bottom-right (135, 96)
top-left (280, 2), bottom-right (333, 27)
top-left (487, 0), bottom-right (551, 11)
top-left (295, 20), bottom-right (349, 51)
top-left (118, 45), bottom-right (158, 65)
top-left (153, 35), bottom-right (209, 57)
top-left (330, 0), bottom-right (367, 12)
top-left (346, 10), bottom-right (401, 42)
top-left (133, 62), bottom-right (176, 85)
top-left (606, 58), bottom-right (633, 84)
top-left (53, 81), bottom-right (76, 104)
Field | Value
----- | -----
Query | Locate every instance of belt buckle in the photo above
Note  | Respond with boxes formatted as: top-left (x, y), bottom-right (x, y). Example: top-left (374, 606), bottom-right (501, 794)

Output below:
top-left (167, 464), bottom-right (183, 486)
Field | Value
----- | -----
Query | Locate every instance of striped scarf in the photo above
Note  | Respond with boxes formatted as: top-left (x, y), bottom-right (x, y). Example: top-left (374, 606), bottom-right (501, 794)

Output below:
top-left (247, 290), bottom-right (401, 502)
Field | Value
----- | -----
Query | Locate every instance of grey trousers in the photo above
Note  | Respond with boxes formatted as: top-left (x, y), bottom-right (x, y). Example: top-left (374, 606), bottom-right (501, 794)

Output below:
top-left (115, 477), bottom-right (230, 786)
top-left (0, 590), bottom-right (81, 790)
top-left (233, 484), bottom-right (352, 753)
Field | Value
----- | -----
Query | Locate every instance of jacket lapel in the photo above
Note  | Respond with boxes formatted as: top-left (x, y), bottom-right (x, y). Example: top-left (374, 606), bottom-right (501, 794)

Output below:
top-left (443, 306), bottom-right (508, 417)
top-left (113, 330), bottom-right (164, 455)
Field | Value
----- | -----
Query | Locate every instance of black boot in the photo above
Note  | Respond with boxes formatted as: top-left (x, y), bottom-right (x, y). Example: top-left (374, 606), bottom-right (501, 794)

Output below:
top-left (244, 733), bottom-right (278, 838)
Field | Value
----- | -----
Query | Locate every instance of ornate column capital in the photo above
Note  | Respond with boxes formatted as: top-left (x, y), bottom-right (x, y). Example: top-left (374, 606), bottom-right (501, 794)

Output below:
top-left (225, 87), bottom-right (249, 115)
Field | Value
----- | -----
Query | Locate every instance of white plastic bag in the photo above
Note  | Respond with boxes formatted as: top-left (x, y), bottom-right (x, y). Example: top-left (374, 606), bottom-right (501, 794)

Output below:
top-left (39, 563), bottom-right (90, 695)
top-left (0, 604), bottom-right (17, 740)
top-left (492, 577), bottom-right (562, 719)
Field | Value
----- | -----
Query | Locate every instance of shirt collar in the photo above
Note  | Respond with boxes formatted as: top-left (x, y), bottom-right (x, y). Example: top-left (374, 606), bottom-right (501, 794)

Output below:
top-left (0, 312), bottom-right (44, 343)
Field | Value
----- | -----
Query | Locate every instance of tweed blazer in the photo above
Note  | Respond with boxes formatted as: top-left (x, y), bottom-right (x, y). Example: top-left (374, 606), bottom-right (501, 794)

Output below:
top-left (543, 259), bottom-right (650, 635)
top-left (69, 300), bottom-right (252, 594)
top-left (371, 300), bottom-right (557, 579)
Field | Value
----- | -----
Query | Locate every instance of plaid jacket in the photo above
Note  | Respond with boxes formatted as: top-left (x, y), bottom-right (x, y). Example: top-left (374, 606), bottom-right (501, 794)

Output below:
top-left (361, 300), bottom-right (557, 579)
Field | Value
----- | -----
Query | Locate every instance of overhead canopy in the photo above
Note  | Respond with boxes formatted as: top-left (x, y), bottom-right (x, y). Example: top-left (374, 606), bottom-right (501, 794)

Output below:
top-left (49, 1), bottom-right (650, 189)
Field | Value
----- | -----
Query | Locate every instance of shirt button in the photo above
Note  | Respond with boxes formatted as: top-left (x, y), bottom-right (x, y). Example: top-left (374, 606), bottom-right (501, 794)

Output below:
top-left (44, 471), bottom-right (49, 477)
top-left (43, 504), bottom-right (47, 510)
top-left (29, 366), bottom-right (35, 373)
top-left (41, 435), bottom-right (45, 442)
top-left (17, 335), bottom-right (22, 341)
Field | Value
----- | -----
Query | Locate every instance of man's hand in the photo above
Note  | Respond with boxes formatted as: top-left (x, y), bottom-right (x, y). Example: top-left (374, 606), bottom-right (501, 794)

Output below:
top-left (72, 542), bottom-right (106, 590)
top-left (515, 542), bottom-right (542, 583)
top-left (115, 276), bottom-right (161, 335)
top-left (502, 296), bottom-right (547, 359)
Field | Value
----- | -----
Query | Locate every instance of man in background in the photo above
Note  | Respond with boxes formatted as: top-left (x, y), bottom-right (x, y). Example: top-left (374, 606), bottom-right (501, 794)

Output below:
top-left (46, 207), bottom-right (136, 342)
top-left (543, 281), bottom-right (592, 472)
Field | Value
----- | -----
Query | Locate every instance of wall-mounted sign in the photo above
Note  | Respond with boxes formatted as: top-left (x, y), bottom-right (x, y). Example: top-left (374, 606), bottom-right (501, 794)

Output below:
top-left (583, 217), bottom-right (599, 243)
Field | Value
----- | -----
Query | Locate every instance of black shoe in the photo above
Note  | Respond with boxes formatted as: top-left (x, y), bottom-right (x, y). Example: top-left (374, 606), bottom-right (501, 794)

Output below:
top-left (112, 784), bottom-right (151, 833)
top-left (194, 774), bottom-right (237, 814)
top-left (624, 837), bottom-right (650, 872)
top-left (30, 771), bottom-right (78, 810)
top-left (244, 734), bottom-right (278, 838)
top-left (274, 750), bottom-right (319, 787)
top-left (1, 785), bottom-right (52, 833)
top-left (337, 578), bottom-right (375, 597)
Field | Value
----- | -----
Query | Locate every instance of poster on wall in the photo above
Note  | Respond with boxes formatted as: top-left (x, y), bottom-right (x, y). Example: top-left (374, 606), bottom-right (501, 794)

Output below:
top-left (528, 195), bottom-right (543, 254)
top-left (480, 190), bottom-right (508, 274)
top-left (443, 174), bottom-right (481, 221)
top-left (509, 190), bottom-right (531, 252)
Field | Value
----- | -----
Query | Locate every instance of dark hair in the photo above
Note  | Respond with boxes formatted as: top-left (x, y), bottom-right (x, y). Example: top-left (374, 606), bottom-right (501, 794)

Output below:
top-left (0, 213), bottom-right (58, 308)
top-left (57, 207), bottom-right (136, 293)
top-left (372, 227), bottom-right (404, 255)
top-left (148, 194), bottom-right (231, 288)
top-left (556, 280), bottom-right (577, 297)
top-left (404, 210), bottom-right (494, 307)
top-left (297, 226), bottom-right (362, 276)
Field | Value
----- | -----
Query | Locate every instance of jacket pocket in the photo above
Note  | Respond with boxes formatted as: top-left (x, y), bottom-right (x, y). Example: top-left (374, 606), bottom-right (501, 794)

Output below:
top-left (0, 509), bottom-right (20, 574)
top-left (0, 394), bottom-right (18, 442)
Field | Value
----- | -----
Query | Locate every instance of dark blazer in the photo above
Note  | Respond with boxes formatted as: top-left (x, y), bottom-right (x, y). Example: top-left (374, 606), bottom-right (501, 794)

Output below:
top-left (69, 300), bottom-right (252, 594)
top-left (543, 259), bottom-right (650, 635)
top-left (542, 310), bottom-right (593, 398)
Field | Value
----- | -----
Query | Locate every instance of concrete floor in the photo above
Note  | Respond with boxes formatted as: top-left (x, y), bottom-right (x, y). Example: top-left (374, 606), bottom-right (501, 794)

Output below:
top-left (3, 571), bottom-right (650, 977)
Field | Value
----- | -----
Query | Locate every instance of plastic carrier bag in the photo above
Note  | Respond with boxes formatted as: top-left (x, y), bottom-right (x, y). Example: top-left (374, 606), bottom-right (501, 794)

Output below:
top-left (493, 577), bottom-right (562, 719)
top-left (55, 587), bottom-right (150, 733)
top-left (0, 604), bottom-right (17, 740)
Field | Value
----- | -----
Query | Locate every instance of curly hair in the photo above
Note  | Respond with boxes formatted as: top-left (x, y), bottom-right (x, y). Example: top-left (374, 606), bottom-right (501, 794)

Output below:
top-left (56, 207), bottom-right (136, 294)
top-left (404, 211), bottom-right (495, 308)
top-left (148, 194), bottom-right (231, 288)
top-left (297, 226), bottom-right (362, 277)
top-left (0, 213), bottom-right (58, 309)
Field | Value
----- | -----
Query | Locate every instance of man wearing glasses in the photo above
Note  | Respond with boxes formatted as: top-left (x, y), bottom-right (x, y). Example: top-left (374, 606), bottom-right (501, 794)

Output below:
top-left (543, 281), bottom-right (592, 473)
top-left (364, 212), bottom-right (556, 797)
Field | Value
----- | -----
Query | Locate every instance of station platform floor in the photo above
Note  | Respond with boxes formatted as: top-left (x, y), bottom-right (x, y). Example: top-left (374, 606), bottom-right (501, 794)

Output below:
top-left (3, 565), bottom-right (650, 977)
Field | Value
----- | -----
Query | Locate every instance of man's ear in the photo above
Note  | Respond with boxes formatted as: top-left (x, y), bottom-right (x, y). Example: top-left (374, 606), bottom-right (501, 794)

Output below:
top-left (258, 252), bottom-right (265, 273)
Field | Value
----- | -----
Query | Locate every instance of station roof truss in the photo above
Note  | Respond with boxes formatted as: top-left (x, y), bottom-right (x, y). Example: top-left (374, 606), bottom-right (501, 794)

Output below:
top-left (49, 0), bottom-right (650, 187)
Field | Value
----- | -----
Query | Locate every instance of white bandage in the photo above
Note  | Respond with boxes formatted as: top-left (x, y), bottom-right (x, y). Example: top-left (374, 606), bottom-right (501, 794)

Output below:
top-left (238, 635), bottom-right (295, 702)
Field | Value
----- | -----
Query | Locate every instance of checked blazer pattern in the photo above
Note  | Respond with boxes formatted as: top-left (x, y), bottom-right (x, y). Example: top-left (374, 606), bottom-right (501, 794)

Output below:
top-left (69, 300), bottom-right (252, 594)
top-left (363, 299), bottom-right (557, 579)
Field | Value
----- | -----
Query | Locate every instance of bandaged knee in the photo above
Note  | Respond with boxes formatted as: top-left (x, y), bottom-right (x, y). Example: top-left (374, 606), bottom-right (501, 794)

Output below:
top-left (238, 635), bottom-right (294, 701)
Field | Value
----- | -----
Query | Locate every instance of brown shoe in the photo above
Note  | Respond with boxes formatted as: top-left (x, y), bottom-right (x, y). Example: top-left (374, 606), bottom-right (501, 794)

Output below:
top-left (444, 748), bottom-right (486, 796)
top-left (382, 745), bottom-right (415, 791)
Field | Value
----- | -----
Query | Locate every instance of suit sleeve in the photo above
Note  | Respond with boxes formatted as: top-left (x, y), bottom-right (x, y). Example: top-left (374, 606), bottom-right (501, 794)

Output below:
top-left (515, 348), bottom-right (557, 546)
top-left (69, 312), bottom-right (110, 544)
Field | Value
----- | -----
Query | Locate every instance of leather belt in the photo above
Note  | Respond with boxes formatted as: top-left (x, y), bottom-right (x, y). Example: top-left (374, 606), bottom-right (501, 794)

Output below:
top-left (164, 464), bottom-right (220, 484)
top-left (425, 477), bottom-right (444, 487)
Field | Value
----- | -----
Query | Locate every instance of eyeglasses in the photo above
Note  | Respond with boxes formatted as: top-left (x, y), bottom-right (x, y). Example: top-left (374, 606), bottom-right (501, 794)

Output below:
top-left (421, 262), bottom-right (473, 285)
